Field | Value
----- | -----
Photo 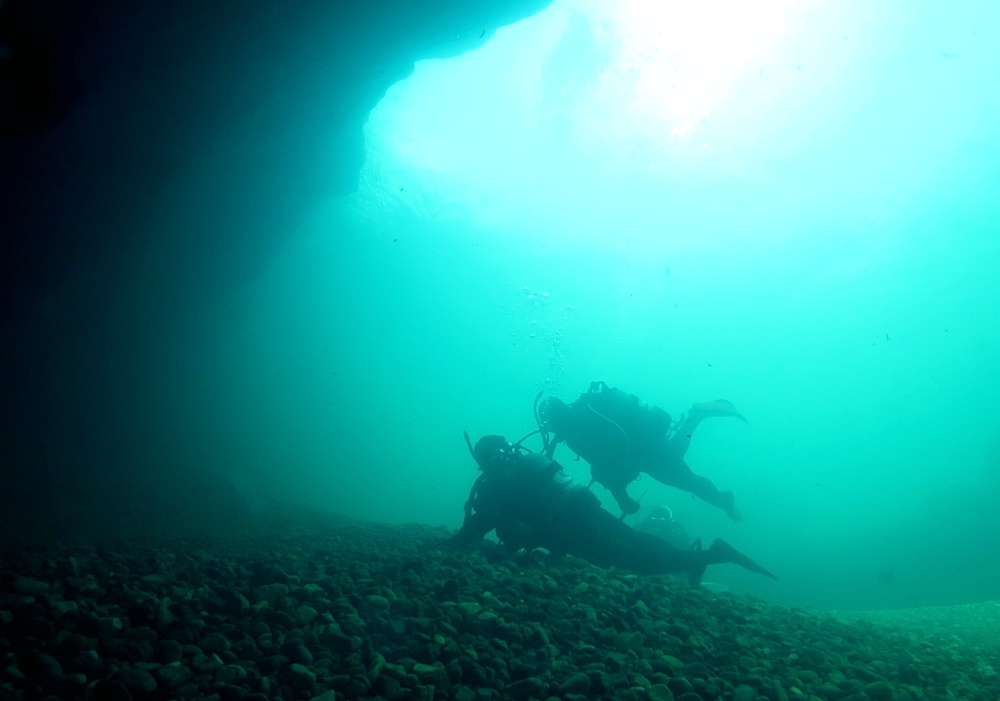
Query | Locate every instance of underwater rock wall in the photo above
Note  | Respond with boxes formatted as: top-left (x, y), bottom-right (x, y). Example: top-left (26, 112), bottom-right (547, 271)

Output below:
top-left (0, 0), bottom-right (549, 537)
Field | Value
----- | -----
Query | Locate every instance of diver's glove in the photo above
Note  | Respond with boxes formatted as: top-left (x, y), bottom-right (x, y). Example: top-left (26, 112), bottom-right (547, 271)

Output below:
top-left (620, 497), bottom-right (641, 516)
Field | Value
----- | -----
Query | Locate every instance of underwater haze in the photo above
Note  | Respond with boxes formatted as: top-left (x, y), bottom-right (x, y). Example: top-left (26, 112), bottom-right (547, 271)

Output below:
top-left (193, 0), bottom-right (1000, 610)
top-left (182, 0), bottom-right (1000, 610)
top-left (12, 0), bottom-right (1000, 615)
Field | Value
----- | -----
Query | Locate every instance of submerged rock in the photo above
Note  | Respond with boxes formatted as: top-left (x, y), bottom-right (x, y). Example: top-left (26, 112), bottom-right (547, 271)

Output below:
top-left (559, 672), bottom-right (591, 695)
top-left (0, 517), bottom-right (996, 701)
top-left (12, 576), bottom-right (50, 595)
top-left (155, 663), bottom-right (193, 688)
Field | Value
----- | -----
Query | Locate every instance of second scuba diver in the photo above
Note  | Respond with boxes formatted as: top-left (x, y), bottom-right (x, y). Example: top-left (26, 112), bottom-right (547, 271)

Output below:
top-left (538, 381), bottom-right (747, 520)
top-left (445, 432), bottom-right (777, 584)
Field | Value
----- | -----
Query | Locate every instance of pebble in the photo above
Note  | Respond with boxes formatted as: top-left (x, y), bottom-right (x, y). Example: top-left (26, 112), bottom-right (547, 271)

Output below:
top-left (864, 681), bottom-right (895, 701)
top-left (92, 679), bottom-right (134, 701)
top-left (23, 652), bottom-right (64, 683)
top-left (648, 684), bottom-right (676, 701)
top-left (294, 605), bottom-right (319, 624)
top-left (458, 601), bottom-right (482, 616)
top-left (0, 518), bottom-right (996, 701)
top-left (12, 576), bottom-right (50, 595)
top-left (116, 666), bottom-right (157, 695)
top-left (199, 632), bottom-right (231, 655)
top-left (411, 662), bottom-right (446, 685)
top-left (53, 600), bottom-right (78, 618)
top-left (253, 583), bottom-right (289, 604)
top-left (156, 663), bottom-right (193, 688)
top-left (504, 676), bottom-right (547, 698)
top-left (217, 664), bottom-right (248, 684)
top-left (376, 675), bottom-right (404, 701)
top-left (558, 672), bottom-right (591, 695)
top-left (282, 663), bottom-right (317, 690)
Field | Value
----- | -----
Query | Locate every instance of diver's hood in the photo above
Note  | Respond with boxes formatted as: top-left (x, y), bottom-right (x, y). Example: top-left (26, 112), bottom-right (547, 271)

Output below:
top-left (473, 435), bottom-right (510, 468)
top-left (463, 431), bottom-right (511, 469)
top-left (537, 396), bottom-right (568, 430)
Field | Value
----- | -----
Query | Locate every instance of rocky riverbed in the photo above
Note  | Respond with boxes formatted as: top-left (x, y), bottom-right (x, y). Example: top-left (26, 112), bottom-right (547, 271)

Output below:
top-left (1, 517), bottom-right (997, 701)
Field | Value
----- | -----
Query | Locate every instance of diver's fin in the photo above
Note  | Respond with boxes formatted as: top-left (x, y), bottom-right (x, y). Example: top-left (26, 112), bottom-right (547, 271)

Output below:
top-left (686, 538), bottom-right (706, 584)
top-left (709, 539), bottom-right (778, 580)
top-left (688, 563), bottom-right (708, 587)
top-left (692, 400), bottom-right (748, 423)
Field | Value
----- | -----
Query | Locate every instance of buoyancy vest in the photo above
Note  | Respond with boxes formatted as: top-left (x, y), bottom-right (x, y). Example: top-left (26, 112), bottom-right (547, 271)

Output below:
top-left (471, 451), bottom-right (599, 531)
top-left (559, 382), bottom-right (672, 462)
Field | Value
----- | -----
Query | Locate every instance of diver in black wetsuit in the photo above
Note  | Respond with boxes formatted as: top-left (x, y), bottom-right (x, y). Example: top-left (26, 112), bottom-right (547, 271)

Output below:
top-left (538, 381), bottom-right (746, 520)
top-left (635, 505), bottom-right (692, 551)
top-left (447, 433), bottom-right (777, 583)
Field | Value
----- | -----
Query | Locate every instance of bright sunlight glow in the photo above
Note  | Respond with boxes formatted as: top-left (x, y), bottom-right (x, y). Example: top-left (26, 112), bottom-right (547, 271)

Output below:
top-left (589, 0), bottom-right (810, 139)
top-left (355, 0), bottom-right (860, 255)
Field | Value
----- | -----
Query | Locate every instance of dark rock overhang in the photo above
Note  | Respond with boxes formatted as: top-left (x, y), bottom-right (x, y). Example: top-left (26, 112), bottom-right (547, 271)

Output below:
top-left (0, 0), bottom-right (551, 536)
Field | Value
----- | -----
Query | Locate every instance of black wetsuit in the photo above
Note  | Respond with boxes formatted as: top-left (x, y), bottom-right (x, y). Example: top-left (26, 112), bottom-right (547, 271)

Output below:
top-left (635, 512), bottom-right (692, 551)
top-left (450, 448), bottom-right (772, 580)
top-left (543, 382), bottom-right (735, 517)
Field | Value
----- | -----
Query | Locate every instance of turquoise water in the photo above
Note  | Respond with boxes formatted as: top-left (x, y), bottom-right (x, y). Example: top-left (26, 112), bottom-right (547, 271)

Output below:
top-left (171, 0), bottom-right (999, 610)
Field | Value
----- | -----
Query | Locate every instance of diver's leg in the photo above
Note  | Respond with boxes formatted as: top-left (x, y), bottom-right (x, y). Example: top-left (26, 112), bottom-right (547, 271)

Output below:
top-left (608, 484), bottom-right (640, 516)
top-left (591, 462), bottom-right (640, 515)
top-left (645, 456), bottom-right (742, 521)
top-left (669, 400), bottom-right (747, 458)
top-left (564, 511), bottom-right (775, 583)
top-left (571, 509), bottom-right (696, 576)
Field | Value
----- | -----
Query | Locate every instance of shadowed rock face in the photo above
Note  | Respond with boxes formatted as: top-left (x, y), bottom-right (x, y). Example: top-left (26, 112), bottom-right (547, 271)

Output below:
top-left (0, 0), bottom-right (548, 319)
top-left (0, 0), bottom-right (549, 537)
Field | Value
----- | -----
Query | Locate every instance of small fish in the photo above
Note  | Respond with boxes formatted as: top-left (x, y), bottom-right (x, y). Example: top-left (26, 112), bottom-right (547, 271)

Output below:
top-left (479, 29), bottom-right (485, 38)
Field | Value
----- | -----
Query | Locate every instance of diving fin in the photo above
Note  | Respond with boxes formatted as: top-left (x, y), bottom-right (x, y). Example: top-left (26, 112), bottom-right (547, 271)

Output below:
top-left (692, 400), bottom-right (748, 423)
top-left (708, 539), bottom-right (778, 581)
top-left (686, 538), bottom-right (706, 586)
top-left (688, 563), bottom-right (708, 587)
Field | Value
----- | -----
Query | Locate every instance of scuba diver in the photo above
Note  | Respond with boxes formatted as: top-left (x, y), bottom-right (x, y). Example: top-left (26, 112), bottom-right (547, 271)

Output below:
top-left (446, 432), bottom-right (777, 584)
top-left (537, 381), bottom-right (746, 520)
top-left (635, 505), bottom-right (692, 550)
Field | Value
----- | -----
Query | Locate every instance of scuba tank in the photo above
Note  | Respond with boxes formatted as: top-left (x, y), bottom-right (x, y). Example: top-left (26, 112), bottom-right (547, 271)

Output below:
top-left (580, 381), bottom-right (672, 447)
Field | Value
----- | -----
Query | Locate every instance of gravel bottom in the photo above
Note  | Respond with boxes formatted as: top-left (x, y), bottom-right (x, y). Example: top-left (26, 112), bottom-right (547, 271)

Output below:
top-left (834, 602), bottom-right (1000, 660)
top-left (1, 514), bottom-right (998, 701)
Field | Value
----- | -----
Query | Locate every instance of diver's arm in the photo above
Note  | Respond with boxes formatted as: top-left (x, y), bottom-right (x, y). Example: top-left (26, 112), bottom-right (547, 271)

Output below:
top-left (543, 433), bottom-right (563, 460)
top-left (591, 463), bottom-right (640, 515)
top-left (610, 486), bottom-right (640, 515)
top-left (446, 511), bottom-right (497, 546)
